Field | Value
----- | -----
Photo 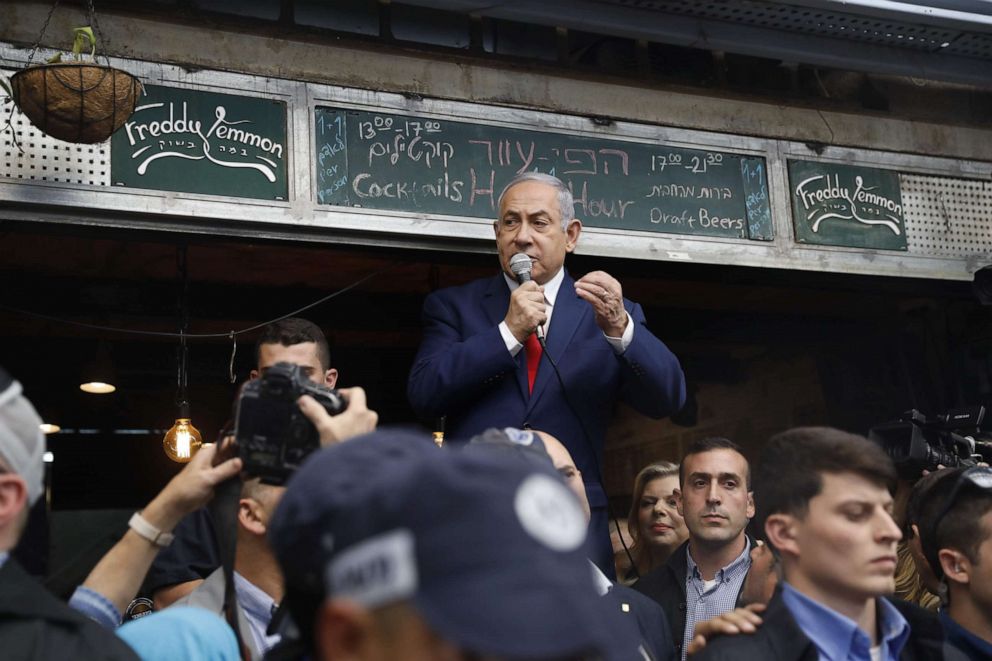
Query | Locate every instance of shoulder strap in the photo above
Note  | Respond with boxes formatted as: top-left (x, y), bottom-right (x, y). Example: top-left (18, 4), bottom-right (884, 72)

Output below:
top-left (209, 476), bottom-right (251, 660)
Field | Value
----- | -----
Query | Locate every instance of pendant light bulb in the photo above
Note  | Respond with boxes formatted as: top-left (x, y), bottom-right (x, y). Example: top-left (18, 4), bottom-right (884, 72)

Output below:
top-left (163, 417), bottom-right (202, 463)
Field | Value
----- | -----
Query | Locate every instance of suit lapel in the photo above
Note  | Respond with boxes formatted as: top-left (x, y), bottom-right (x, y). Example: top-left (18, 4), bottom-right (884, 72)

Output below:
top-left (482, 273), bottom-right (511, 327)
top-left (527, 272), bottom-right (586, 413)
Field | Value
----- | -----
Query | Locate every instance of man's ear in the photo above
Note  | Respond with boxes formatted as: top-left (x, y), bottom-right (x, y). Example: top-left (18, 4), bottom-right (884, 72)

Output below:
top-left (238, 498), bottom-right (267, 536)
top-left (0, 475), bottom-right (28, 529)
top-left (317, 600), bottom-right (373, 661)
top-left (565, 219), bottom-right (582, 253)
top-left (764, 513), bottom-right (799, 559)
top-left (746, 491), bottom-right (756, 520)
top-left (674, 487), bottom-right (684, 517)
top-left (938, 548), bottom-right (971, 586)
top-left (324, 368), bottom-right (339, 388)
top-left (249, 368), bottom-right (260, 381)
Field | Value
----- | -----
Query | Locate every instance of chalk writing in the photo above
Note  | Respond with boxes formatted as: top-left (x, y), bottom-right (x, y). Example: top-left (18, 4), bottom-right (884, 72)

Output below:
top-left (111, 85), bottom-right (288, 200)
top-left (314, 106), bottom-right (773, 240)
top-left (788, 161), bottom-right (906, 251)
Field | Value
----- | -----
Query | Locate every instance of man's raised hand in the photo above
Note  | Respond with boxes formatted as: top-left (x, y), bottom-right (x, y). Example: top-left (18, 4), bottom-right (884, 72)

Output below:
top-left (575, 271), bottom-right (627, 337)
top-left (298, 387), bottom-right (378, 446)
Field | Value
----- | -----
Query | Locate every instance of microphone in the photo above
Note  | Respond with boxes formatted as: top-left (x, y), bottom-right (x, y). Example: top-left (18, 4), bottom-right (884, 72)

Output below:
top-left (509, 252), bottom-right (533, 283)
top-left (508, 252), bottom-right (545, 344)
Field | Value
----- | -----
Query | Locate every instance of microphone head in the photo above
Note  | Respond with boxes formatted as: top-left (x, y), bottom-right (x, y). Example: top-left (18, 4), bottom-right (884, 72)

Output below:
top-left (509, 253), bottom-right (533, 283)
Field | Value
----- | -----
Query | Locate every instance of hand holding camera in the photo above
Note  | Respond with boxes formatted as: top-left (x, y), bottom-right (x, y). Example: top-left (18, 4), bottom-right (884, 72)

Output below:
top-left (298, 386), bottom-right (378, 447)
top-left (235, 362), bottom-right (378, 485)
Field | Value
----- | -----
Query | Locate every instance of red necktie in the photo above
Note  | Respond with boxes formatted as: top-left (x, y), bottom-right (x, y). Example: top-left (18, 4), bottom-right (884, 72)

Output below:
top-left (525, 332), bottom-right (542, 394)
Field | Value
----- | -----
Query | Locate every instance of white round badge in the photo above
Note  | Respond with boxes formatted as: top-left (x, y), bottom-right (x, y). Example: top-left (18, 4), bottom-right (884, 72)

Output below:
top-left (514, 473), bottom-right (587, 552)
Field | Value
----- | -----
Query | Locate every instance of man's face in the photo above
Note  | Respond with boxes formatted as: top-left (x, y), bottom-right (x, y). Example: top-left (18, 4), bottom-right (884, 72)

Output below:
top-left (318, 601), bottom-right (478, 661)
top-left (678, 449), bottom-right (753, 548)
top-left (538, 431), bottom-right (591, 523)
top-left (0, 466), bottom-right (30, 550)
top-left (494, 181), bottom-right (581, 286)
top-left (962, 510), bottom-right (992, 622)
top-left (786, 472), bottom-right (901, 604)
top-left (740, 542), bottom-right (779, 606)
top-left (252, 341), bottom-right (337, 387)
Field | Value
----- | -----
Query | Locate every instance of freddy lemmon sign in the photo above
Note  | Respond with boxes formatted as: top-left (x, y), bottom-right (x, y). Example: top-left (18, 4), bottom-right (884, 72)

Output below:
top-left (788, 160), bottom-right (906, 251)
top-left (111, 85), bottom-right (288, 200)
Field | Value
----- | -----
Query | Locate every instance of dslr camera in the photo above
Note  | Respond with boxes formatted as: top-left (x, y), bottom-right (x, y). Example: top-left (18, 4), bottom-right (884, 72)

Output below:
top-left (869, 406), bottom-right (992, 480)
top-left (235, 361), bottom-right (346, 485)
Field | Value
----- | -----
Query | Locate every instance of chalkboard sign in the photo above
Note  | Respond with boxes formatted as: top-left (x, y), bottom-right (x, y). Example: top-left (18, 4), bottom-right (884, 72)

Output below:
top-left (111, 85), bottom-right (288, 200)
top-left (315, 107), bottom-right (773, 241)
top-left (788, 160), bottom-right (907, 251)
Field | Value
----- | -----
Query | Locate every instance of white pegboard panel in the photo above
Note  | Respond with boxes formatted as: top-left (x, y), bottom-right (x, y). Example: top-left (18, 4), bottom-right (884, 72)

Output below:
top-left (1, 86), bottom-right (110, 186)
top-left (901, 174), bottom-right (992, 259)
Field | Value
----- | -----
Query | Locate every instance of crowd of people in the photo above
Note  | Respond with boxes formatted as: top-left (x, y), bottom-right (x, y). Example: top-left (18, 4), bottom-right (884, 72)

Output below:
top-left (0, 172), bottom-right (990, 660)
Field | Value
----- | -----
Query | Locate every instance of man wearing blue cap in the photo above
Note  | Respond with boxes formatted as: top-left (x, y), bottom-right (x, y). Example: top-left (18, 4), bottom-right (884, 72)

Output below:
top-left (269, 428), bottom-right (646, 660)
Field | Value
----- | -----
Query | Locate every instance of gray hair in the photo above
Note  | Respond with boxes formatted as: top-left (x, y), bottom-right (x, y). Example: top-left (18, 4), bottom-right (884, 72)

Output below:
top-left (496, 172), bottom-right (575, 230)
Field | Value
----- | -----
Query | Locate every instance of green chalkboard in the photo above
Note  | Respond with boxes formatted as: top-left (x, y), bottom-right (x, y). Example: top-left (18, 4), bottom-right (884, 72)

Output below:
top-left (315, 107), bottom-right (773, 240)
top-left (111, 85), bottom-right (288, 200)
top-left (788, 160), bottom-right (906, 251)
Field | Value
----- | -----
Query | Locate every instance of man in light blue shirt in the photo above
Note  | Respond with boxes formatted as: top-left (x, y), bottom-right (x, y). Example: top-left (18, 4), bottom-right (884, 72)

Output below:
top-left (695, 427), bottom-right (944, 661)
top-left (173, 477), bottom-right (285, 660)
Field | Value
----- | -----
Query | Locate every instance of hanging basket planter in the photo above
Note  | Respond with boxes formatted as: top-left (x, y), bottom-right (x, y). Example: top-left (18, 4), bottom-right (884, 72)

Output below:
top-left (1, 25), bottom-right (142, 144)
top-left (9, 61), bottom-right (141, 144)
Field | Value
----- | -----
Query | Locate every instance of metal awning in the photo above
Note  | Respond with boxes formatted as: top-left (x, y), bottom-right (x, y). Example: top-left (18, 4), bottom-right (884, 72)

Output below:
top-left (397, 0), bottom-right (992, 86)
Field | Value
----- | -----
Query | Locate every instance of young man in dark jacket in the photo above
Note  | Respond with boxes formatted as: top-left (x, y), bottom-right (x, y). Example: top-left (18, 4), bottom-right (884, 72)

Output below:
top-left (633, 437), bottom-right (754, 660)
top-left (695, 427), bottom-right (944, 661)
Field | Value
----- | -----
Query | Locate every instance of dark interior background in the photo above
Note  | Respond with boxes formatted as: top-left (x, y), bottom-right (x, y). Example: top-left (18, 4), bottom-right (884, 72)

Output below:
top-left (3, 219), bottom-right (991, 585)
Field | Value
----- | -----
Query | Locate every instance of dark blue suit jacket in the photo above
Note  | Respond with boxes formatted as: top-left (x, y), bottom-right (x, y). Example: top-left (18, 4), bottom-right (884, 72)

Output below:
top-left (408, 270), bottom-right (686, 509)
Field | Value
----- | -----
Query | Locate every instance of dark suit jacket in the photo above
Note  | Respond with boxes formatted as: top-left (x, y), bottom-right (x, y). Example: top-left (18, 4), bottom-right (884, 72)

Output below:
top-left (693, 588), bottom-right (946, 661)
top-left (632, 539), bottom-right (752, 659)
top-left (407, 270), bottom-right (686, 509)
top-left (608, 583), bottom-right (677, 661)
top-left (0, 558), bottom-right (138, 661)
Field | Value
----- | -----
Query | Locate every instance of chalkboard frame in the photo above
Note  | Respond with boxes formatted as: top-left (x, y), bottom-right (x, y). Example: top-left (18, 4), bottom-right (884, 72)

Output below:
top-left (312, 104), bottom-right (774, 242)
top-left (305, 89), bottom-right (784, 243)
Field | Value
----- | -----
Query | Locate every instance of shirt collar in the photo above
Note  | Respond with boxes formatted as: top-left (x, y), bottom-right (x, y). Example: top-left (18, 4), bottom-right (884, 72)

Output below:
top-left (502, 266), bottom-right (565, 306)
top-left (233, 571), bottom-right (277, 624)
top-left (588, 559), bottom-right (613, 597)
top-left (0, 551), bottom-right (8, 570)
top-left (686, 536), bottom-right (751, 582)
top-left (781, 583), bottom-right (909, 661)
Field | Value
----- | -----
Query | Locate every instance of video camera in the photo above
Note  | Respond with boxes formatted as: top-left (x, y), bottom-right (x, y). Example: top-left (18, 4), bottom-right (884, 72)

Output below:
top-left (869, 406), bottom-right (992, 480)
top-left (235, 361), bottom-right (346, 485)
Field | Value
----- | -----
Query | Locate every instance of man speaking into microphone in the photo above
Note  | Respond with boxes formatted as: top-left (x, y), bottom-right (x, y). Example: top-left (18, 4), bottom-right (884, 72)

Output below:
top-left (408, 172), bottom-right (686, 577)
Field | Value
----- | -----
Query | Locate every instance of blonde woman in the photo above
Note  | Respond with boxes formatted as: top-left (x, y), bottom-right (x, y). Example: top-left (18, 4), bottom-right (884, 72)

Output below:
top-left (623, 461), bottom-right (689, 582)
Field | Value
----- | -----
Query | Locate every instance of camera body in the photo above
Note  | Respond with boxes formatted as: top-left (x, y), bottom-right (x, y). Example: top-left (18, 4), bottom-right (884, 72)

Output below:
top-left (235, 361), bottom-right (346, 485)
top-left (869, 407), bottom-right (992, 479)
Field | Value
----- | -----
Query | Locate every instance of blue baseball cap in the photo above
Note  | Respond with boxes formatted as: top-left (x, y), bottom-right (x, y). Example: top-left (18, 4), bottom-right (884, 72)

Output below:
top-left (270, 428), bottom-right (632, 660)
